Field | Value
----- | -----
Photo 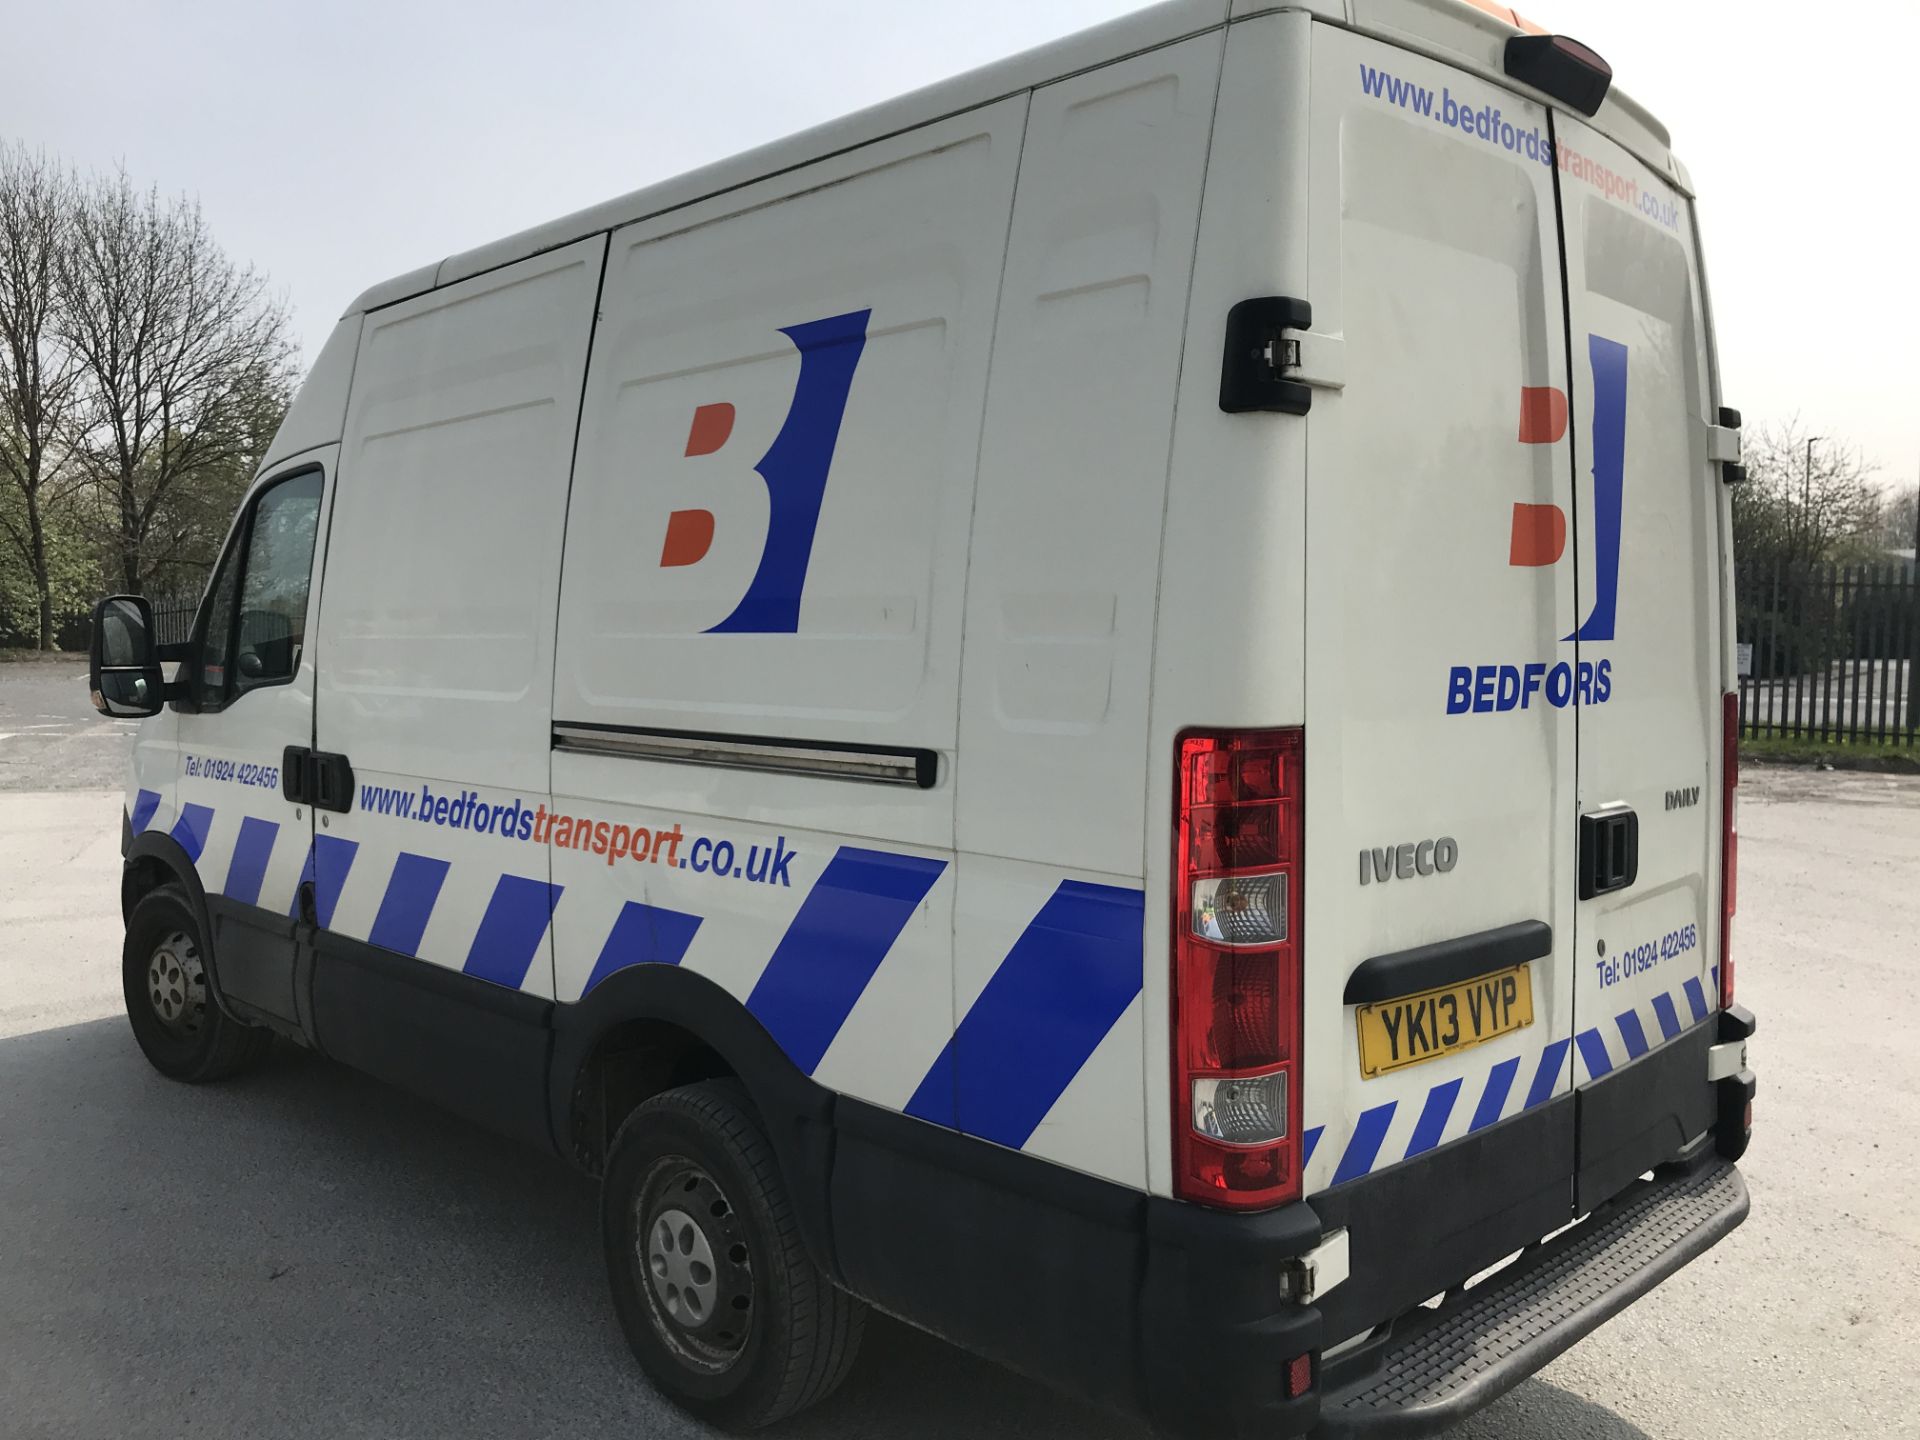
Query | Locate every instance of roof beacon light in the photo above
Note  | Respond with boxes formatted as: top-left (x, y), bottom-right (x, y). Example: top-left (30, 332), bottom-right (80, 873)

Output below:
top-left (1504, 33), bottom-right (1613, 117)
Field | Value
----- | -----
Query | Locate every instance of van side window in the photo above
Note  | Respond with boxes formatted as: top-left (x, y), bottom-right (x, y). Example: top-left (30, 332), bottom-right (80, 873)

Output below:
top-left (196, 538), bottom-right (243, 704)
top-left (195, 469), bottom-right (324, 706)
top-left (234, 472), bottom-right (323, 693)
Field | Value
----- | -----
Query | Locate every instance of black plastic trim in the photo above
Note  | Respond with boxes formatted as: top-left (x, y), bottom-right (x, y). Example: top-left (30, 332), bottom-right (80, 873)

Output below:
top-left (1312, 1093), bottom-right (1575, 1346)
top-left (833, 1097), bottom-right (1324, 1440)
top-left (204, 894), bottom-right (305, 1039)
top-left (1503, 34), bottom-right (1612, 118)
top-left (309, 927), bottom-right (555, 1151)
top-left (1575, 1018), bottom-right (1714, 1212)
top-left (1719, 1002), bottom-right (1756, 1043)
top-left (1343, 921), bottom-right (1552, 1005)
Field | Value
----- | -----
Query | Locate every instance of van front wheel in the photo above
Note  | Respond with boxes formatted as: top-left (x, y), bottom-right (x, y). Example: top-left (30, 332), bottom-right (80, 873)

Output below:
top-left (602, 1080), bottom-right (864, 1429)
top-left (122, 884), bottom-right (272, 1082)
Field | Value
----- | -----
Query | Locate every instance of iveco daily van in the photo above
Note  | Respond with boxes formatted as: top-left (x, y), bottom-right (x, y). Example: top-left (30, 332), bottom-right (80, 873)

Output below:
top-left (89, 1), bottom-right (1758, 1433)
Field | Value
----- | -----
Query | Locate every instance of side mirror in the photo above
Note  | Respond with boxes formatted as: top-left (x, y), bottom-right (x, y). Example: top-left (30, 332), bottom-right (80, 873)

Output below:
top-left (89, 595), bottom-right (166, 718)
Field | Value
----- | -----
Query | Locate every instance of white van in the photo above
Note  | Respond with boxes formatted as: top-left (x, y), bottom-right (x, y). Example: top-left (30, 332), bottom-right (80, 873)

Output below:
top-left (88, 1), bottom-right (1758, 1432)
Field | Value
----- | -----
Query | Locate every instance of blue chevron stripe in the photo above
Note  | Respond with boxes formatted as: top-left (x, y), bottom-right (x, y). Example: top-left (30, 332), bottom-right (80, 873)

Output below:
top-left (1404, 1078), bottom-right (1462, 1158)
top-left (170, 803), bottom-right (214, 863)
top-left (906, 880), bottom-right (1144, 1145)
top-left (1576, 1027), bottom-right (1614, 1080)
top-left (1524, 1038), bottom-right (1571, 1108)
top-left (583, 901), bottom-right (703, 995)
top-left (367, 852), bottom-right (451, 957)
top-left (1331, 1102), bottom-right (1397, 1187)
top-left (746, 846), bottom-right (946, 1076)
top-left (130, 789), bottom-right (161, 834)
top-left (222, 817), bottom-right (279, 907)
top-left (463, 875), bottom-right (562, 989)
top-left (1616, 1008), bottom-right (1650, 1059)
top-left (1651, 991), bottom-right (1683, 1042)
top-left (1469, 1056), bottom-right (1521, 1133)
top-left (1683, 975), bottom-right (1710, 1023)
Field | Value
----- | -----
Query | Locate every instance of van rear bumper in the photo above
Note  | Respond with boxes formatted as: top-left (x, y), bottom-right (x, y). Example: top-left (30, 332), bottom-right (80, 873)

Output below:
top-left (820, 1009), bottom-right (1754, 1440)
top-left (1315, 1151), bottom-right (1747, 1435)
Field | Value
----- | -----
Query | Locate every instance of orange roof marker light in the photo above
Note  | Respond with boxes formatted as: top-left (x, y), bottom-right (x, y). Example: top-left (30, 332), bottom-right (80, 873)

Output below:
top-left (1459, 0), bottom-right (1549, 34)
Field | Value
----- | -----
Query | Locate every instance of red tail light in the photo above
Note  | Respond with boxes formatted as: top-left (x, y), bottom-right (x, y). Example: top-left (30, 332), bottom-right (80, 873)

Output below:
top-left (1172, 728), bottom-right (1304, 1210)
top-left (1720, 692), bottom-right (1738, 1009)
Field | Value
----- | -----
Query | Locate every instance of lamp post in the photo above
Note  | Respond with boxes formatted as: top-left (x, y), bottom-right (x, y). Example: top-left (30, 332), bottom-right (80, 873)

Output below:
top-left (1802, 436), bottom-right (1823, 565)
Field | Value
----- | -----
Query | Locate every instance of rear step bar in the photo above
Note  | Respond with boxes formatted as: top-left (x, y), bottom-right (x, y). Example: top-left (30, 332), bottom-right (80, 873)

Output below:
top-left (1315, 1154), bottom-right (1748, 1437)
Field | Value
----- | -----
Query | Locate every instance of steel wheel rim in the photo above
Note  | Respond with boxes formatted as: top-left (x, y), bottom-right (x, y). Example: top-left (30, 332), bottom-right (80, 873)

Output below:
top-left (146, 930), bottom-right (207, 1035)
top-left (635, 1157), bottom-right (755, 1373)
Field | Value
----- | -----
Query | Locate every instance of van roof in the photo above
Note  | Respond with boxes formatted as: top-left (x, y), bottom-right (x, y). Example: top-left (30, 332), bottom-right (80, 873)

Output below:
top-left (346, 0), bottom-right (1684, 318)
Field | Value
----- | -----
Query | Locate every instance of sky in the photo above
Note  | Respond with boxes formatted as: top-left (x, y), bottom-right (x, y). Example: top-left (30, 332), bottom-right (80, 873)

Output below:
top-left (9, 0), bottom-right (1915, 492)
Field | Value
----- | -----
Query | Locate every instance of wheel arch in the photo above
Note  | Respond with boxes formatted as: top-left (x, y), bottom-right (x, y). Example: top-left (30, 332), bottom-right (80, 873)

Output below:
top-left (552, 963), bottom-right (838, 1277)
top-left (121, 831), bottom-right (245, 1022)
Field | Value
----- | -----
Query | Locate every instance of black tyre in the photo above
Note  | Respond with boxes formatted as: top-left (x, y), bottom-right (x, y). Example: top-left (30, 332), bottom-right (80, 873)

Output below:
top-left (603, 1079), bottom-right (865, 1429)
top-left (122, 884), bottom-right (273, 1083)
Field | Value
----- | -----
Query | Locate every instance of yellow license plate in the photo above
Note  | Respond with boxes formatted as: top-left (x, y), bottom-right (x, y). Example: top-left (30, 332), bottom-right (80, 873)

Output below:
top-left (1356, 965), bottom-right (1534, 1079)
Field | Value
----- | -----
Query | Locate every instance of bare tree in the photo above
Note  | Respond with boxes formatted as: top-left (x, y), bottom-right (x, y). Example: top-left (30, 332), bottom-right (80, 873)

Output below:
top-left (57, 169), bottom-right (296, 595)
top-left (1877, 481), bottom-right (1918, 557)
top-left (0, 144), bottom-right (83, 649)
top-left (1730, 418), bottom-right (1883, 572)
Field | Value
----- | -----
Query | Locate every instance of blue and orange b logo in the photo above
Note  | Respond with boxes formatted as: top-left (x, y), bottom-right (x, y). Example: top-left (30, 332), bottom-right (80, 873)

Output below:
top-left (658, 309), bottom-right (871, 634)
top-left (1509, 333), bottom-right (1628, 645)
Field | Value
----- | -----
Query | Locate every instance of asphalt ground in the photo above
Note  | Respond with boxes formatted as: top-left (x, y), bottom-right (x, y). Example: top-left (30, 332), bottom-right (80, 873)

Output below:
top-left (3, 657), bottom-right (1916, 1438)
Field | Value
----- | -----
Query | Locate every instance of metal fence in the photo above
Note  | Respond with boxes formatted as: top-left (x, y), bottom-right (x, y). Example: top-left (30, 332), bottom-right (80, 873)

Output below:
top-left (149, 599), bottom-right (200, 648)
top-left (1736, 563), bottom-right (1918, 745)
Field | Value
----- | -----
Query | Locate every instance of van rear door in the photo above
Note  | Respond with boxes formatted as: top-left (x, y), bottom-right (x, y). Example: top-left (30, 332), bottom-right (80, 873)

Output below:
top-left (1299, 25), bottom-right (1580, 1330)
top-left (1554, 116), bottom-right (1728, 1209)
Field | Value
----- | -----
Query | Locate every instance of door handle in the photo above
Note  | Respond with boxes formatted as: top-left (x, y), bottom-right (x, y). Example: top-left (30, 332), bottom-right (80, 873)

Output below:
top-left (282, 745), bottom-right (312, 805)
top-left (1578, 804), bottom-right (1638, 900)
top-left (281, 745), bottom-right (354, 813)
top-left (310, 750), bottom-right (355, 814)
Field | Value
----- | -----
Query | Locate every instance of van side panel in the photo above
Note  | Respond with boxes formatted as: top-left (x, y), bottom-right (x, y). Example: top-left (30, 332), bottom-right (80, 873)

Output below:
top-left (309, 238), bottom-right (604, 1027)
top-left (548, 104), bottom-right (1027, 1120)
top-left (950, 33), bottom-right (1224, 1187)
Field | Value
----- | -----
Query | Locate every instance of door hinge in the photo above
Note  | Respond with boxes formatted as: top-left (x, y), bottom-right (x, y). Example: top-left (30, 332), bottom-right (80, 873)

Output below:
top-left (1220, 296), bottom-right (1331, 415)
top-left (1277, 1227), bottom-right (1350, 1305)
top-left (1711, 405), bottom-right (1746, 483)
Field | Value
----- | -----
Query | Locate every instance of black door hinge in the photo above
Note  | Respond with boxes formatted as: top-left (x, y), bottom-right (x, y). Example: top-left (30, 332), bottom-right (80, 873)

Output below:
top-left (1220, 296), bottom-right (1314, 416)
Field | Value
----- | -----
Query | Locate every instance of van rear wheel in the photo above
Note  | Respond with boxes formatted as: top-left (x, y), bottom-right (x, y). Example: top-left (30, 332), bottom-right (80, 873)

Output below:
top-left (602, 1080), bottom-right (864, 1429)
top-left (122, 884), bottom-right (272, 1082)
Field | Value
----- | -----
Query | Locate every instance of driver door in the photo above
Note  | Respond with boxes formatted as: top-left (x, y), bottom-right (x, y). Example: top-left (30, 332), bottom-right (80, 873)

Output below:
top-left (172, 454), bottom-right (332, 1031)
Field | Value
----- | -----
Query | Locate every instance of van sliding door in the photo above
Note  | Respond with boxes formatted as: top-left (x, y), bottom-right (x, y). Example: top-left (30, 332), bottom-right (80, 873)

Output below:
top-left (305, 237), bottom-right (605, 1142)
